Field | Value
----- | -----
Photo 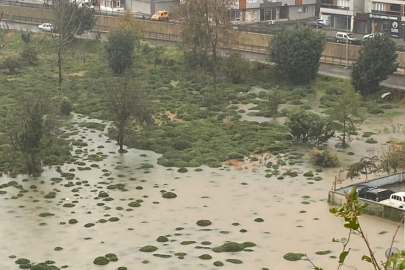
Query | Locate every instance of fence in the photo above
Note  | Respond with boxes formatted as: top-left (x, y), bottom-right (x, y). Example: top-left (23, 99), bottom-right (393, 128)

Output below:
top-left (0, 0), bottom-right (51, 9)
top-left (1, 13), bottom-right (51, 24)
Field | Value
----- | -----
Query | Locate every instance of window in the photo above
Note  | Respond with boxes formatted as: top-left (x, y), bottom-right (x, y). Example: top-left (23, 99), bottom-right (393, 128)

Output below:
top-left (390, 4), bottom-right (400, 12)
top-left (230, 10), bottom-right (241, 21)
top-left (302, 5), bottom-right (308, 12)
top-left (116, 1), bottom-right (120, 7)
top-left (373, 2), bottom-right (386, 11)
top-left (247, 0), bottom-right (257, 3)
top-left (337, 0), bottom-right (348, 8)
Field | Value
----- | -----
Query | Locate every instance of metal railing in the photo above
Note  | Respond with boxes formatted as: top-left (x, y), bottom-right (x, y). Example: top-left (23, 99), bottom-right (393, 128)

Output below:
top-left (2, 13), bottom-right (51, 24)
top-left (94, 9), bottom-right (151, 19)
top-left (320, 4), bottom-right (348, 10)
top-left (371, 9), bottom-right (401, 16)
top-left (0, 0), bottom-right (52, 9)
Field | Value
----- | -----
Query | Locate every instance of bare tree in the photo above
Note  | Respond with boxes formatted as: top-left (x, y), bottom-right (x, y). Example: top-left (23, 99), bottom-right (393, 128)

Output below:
top-left (178, 0), bottom-right (236, 88)
top-left (108, 79), bottom-right (153, 153)
top-left (52, 0), bottom-right (95, 94)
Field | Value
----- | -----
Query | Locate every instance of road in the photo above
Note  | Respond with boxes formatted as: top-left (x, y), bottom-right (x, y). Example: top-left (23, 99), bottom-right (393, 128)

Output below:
top-left (2, 21), bottom-right (405, 91)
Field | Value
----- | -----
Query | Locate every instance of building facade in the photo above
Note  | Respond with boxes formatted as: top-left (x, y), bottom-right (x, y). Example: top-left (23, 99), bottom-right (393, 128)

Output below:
top-left (230, 0), bottom-right (317, 23)
top-left (319, 0), bottom-right (364, 31)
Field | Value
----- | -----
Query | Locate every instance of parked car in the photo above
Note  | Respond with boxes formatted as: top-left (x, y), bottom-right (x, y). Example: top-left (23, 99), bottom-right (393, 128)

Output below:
top-left (151, 10), bottom-right (169, 21)
top-left (335, 32), bottom-right (360, 45)
top-left (304, 20), bottom-right (323, 29)
top-left (39, 23), bottom-right (53, 32)
top-left (363, 33), bottom-right (375, 40)
top-left (380, 192), bottom-right (405, 209)
top-left (358, 187), bottom-right (394, 202)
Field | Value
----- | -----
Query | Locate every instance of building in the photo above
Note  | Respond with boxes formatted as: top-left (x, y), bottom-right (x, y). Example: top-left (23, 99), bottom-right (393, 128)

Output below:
top-left (319, 0), bottom-right (364, 32)
top-left (125, 0), bottom-right (179, 15)
top-left (99, 0), bottom-right (125, 11)
top-left (230, 0), bottom-right (318, 23)
top-left (364, 0), bottom-right (404, 38)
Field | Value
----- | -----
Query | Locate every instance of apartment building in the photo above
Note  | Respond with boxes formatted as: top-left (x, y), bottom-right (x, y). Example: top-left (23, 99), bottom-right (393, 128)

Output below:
top-left (230, 0), bottom-right (318, 23)
top-left (320, 0), bottom-right (404, 37)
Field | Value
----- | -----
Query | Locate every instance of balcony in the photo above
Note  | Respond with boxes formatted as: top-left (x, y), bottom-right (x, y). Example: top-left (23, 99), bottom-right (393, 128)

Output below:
top-left (260, 0), bottom-right (282, 8)
top-left (371, 9), bottom-right (400, 16)
top-left (321, 4), bottom-right (349, 10)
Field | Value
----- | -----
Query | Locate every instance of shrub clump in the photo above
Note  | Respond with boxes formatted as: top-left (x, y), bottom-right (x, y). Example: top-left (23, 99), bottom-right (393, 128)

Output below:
top-left (93, 256), bottom-right (109, 265)
top-left (308, 148), bottom-right (339, 168)
top-left (283, 252), bottom-right (304, 261)
top-left (139, 245), bottom-right (158, 252)
top-left (156, 236), bottom-right (169, 242)
top-left (196, 220), bottom-right (212, 226)
top-left (198, 254), bottom-right (212, 260)
top-left (212, 242), bottom-right (256, 253)
top-left (162, 192), bottom-right (177, 199)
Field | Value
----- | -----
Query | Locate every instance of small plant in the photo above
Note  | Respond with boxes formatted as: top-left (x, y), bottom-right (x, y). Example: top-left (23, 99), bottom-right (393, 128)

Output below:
top-left (308, 148), bottom-right (339, 168)
top-left (20, 30), bottom-right (31, 44)
top-left (1, 57), bottom-right (20, 74)
top-left (20, 47), bottom-right (38, 66)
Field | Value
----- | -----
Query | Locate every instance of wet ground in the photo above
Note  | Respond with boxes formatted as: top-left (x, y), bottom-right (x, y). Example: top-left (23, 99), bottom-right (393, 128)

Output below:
top-left (1, 107), bottom-right (405, 270)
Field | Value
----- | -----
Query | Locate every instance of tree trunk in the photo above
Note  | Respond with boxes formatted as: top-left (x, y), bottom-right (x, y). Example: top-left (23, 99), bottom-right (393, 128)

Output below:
top-left (58, 46), bottom-right (62, 96)
top-left (342, 119), bottom-right (346, 147)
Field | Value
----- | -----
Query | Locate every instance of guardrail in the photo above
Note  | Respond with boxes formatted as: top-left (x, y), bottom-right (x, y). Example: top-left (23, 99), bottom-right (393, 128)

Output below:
top-left (0, 0), bottom-right (51, 9)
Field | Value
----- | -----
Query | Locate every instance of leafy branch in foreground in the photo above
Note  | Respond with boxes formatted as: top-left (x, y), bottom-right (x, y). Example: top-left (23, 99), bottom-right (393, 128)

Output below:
top-left (307, 187), bottom-right (405, 270)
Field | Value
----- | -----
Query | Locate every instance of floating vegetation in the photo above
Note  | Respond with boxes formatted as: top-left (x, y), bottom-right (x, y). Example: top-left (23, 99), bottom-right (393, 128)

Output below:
top-left (139, 245), bottom-right (158, 252)
top-left (196, 220), bottom-right (212, 226)
top-left (283, 252), bottom-right (304, 261)
top-left (212, 242), bottom-right (256, 253)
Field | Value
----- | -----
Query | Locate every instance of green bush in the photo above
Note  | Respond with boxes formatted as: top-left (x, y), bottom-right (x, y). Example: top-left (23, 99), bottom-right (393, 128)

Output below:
top-left (1, 57), bottom-right (20, 74)
top-left (20, 47), bottom-right (38, 66)
top-left (308, 148), bottom-right (339, 167)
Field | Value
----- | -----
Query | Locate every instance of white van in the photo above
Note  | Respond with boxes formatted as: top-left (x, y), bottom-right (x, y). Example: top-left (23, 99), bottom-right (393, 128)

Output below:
top-left (335, 32), bottom-right (360, 44)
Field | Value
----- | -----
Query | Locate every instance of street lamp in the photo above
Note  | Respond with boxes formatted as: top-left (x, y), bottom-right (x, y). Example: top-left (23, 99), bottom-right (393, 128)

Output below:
top-left (345, 7), bottom-right (349, 69)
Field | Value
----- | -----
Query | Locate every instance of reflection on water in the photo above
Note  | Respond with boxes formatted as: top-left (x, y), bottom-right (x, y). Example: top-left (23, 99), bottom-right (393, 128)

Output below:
top-left (0, 113), bottom-right (403, 270)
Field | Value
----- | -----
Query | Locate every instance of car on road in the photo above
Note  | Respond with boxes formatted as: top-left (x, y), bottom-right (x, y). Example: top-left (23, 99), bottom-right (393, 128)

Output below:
top-left (304, 20), bottom-right (323, 28)
top-left (335, 32), bottom-right (360, 45)
top-left (358, 187), bottom-right (394, 202)
top-left (151, 10), bottom-right (169, 21)
top-left (39, 23), bottom-right (53, 32)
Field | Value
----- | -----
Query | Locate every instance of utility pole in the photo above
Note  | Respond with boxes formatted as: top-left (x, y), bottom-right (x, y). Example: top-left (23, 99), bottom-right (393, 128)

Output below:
top-left (345, 7), bottom-right (348, 69)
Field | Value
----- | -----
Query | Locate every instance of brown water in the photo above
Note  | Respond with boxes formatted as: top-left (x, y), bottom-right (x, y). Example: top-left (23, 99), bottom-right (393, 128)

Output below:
top-left (0, 113), bottom-right (404, 270)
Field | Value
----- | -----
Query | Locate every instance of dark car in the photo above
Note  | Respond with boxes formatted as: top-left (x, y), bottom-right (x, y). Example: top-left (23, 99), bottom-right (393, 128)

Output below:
top-left (304, 21), bottom-right (323, 29)
top-left (358, 187), bottom-right (394, 202)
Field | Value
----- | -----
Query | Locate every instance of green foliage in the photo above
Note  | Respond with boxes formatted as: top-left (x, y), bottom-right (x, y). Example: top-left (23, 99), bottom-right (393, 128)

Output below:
top-left (286, 108), bottom-right (334, 145)
top-left (223, 52), bottom-right (251, 84)
top-left (1, 57), bottom-right (20, 74)
top-left (53, 0), bottom-right (96, 36)
top-left (59, 97), bottom-right (72, 116)
top-left (105, 28), bottom-right (137, 74)
top-left (268, 88), bottom-right (284, 117)
top-left (351, 34), bottom-right (398, 95)
top-left (327, 84), bottom-right (363, 147)
top-left (269, 26), bottom-right (326, 84)
top-left (20, 47), bottom-right (38, 66)
top-left (20, 30), bottom-right (31, 44)
top-left (308, 148), bottom-right (339, 167)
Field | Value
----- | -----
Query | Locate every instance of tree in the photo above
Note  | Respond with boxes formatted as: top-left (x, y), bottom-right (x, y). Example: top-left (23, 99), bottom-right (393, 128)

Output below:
top-left (351, 34), bottom-right (398, 95)
top-left (178, 0), bottom-right (235, 87)
top-left (223, 52), bottom-right (251, 84)
top-left (268, 88), bottom-right (284, 117)
top-left (286, 108), bottom-right (334, 145)
top-left (346, 156), bottom-right (379, 180)
top-left (105, 28), bottom-right (137, 74)
top-left (52, 0), bottom-right (95, 94)
top-left (328, 84), bottom-right (362, 147)
top-left (108, 79), bottom-right (153, 153)
top-left (269, 26), bottom-right (325, 85)
top-left (2, 98), bottom-right (54, 174)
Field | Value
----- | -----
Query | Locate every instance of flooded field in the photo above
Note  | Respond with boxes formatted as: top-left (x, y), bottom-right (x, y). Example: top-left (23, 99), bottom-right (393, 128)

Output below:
top-left (0, 113), bottom-right (404, 270)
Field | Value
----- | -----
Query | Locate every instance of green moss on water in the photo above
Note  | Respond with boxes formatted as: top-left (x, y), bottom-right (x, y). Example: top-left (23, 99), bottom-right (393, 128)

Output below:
top-left (93, 256), bottom-right (109, 265)
top-left (105, 253), bottom-right (118, 261)
top-left (213, 261), bottom-right (224, 266)
top-left (196, 220), bottom-right (212, 226)
top-left (180, 241), bottom-right (196, 245)
top-left (128, 202), bottom-right (141, 207)
top-left (315, 250), bottom-right (332, 255)
top-left (157, 236), bottom-right (169, 242)
top-left (212, 242), bottom-right (256, 253)
top-left (15, 258), bottom-right (30, 264)
top-left (199, 254), bottom-right (212, 260)
top-left (254, 218), bottom-right (264, 222)
top-left (226, 259), bottom-right (243, 264)
top-left (162, 192), bottom-right (177, 199)
top-left (139, 245), bottom-right (158, 252)
top-left (39, 213), bottom-right (55, 217)
top-left (283, 252), bottom-right (304, 261)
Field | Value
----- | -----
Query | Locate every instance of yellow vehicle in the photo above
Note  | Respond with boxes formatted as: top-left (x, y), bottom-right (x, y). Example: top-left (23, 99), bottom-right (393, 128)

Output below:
top-left (151, 10), bottom-right (169, 21)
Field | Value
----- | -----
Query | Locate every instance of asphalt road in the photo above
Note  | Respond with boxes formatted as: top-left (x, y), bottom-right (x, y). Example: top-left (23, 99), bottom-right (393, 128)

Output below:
top-left (2, 21), bottom-right (405, 91)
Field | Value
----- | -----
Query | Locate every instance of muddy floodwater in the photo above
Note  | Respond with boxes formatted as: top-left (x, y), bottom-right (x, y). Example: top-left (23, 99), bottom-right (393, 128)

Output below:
top-left (0, 113), bottom-right (404, 270)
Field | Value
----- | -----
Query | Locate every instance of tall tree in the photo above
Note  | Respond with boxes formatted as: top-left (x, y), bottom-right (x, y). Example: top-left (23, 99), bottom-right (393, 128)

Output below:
top-left (351, 34), bottom-right (398, 95)
top-left (178, 0), bottom-right (235, 87)
top-left (328, 84), bottom-right (362, 147)
top-left (105, 28), bottom-right (137, 74)
top-left (52, 0), bottom-right (95, 94)
top-left (269, 26), bottom-right (325, 85)
top-left (2, 98), bottom-right (54, 174)
top-left (108, 79), bottom-right (152, 153)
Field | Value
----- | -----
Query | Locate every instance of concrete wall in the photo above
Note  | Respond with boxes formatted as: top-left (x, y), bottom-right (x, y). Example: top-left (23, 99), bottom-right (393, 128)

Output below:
top-left (288, 5), bottom-right (316, 20)
top-left (328, 190), bottom-right (404, 222)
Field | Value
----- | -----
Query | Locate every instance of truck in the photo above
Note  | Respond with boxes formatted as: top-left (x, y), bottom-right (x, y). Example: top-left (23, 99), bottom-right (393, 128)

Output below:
top-left (380, 192), bottom-right (405, 209)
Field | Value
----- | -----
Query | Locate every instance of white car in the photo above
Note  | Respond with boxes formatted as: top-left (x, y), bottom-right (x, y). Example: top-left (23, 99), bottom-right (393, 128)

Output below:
top-left (39, 23), bottom-right (53, 32)
top-left (363, 33), bottom-right (375, 40)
